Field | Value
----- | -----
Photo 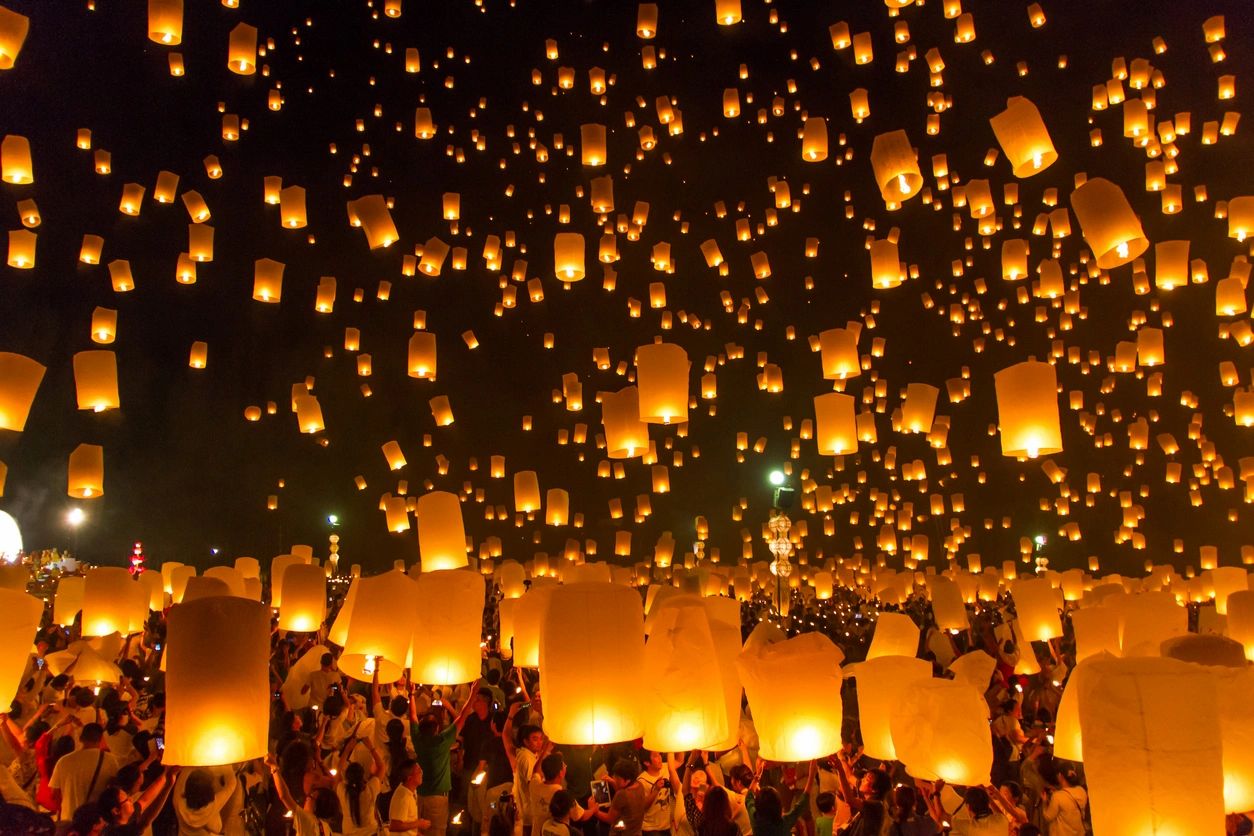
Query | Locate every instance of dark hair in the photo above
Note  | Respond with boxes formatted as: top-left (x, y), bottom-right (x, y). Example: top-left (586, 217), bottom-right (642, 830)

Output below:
top-left (49, 674), bottom-right (69, 690)
top-left (517, 724), bottom-right (542, 746)
top-left (113, 763), bottom-right (142, 795)
top-left (417, 714), bottom-right (440, 737)
top-left (864, 769), bottom-right (891, 801)
top-left (97, 785), bottom-right (127, 824)
top-left (816, 792), bottom-right (836, 815)
top-left (753, 787), bottom-right (783, 824)
top-left (323, 693), bottom-right (345, 718)
top-left (699, 786), bottom-right (736, 836)
top-left (68, 800), bottom-right (104, 835)
top-left (74, 688), bottom-right (96, 709)
top-left (80, 722), bottom-right (104, 745)
top-left (540, 753), bottom-right (565, 782)
top-left (486, 669), bottom-right (502, 686)
top-left (890, 785), bottom-right (917, 824)
top-left (1019, 826), bottom-right (1042, 836)
top-left (1000, 699), bottom-right (1019, 714)
top-left (321, 653), bottom-right (334, 668)
top-left (24, 719), bottom-right (48, 745)
top-left (610, 757), bottom-right (638, 783)
top-left (184, 769), bottom-right (216, 811)
top-left (728, 765), bottom-right (754, 789)
top-left (1001, 781), bottom-right (1023, 803)
top-left (965, 787), bottom-right (993, 820)
top-left (549, 789), bottom-right (575, 820)
top-left (476, 687), bottom-right (494, 702)
top-left (344, 762), bottom-right (367, 827)
top-left (310, 786), bottom-right (341, 823)
top-left (386, 719), bottom-right (408, 785)
top-left (853, 800), bottom-right (885, 832)
top-left (49, 735), bottom-right (75, 773)
top-left (389, 695), bottom-right (409, 718)
top-left (396, 758), bottom-right (421, 786)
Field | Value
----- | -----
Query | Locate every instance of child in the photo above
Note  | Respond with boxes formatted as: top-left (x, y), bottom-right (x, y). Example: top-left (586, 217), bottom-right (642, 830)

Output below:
top-left (815, 792), bottom-right (837, 836)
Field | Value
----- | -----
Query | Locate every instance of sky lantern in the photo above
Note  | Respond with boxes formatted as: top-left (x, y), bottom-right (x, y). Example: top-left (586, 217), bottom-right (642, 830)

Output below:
top-left (165, 596), bottom-right (269, 766)
top-left (541, 582), bottom-right (645, 744)
top-left (636, 342), bottom-right (688, 424)
top-left (891, 678), bottom-right (991, 786)
top-left (1, 134), bottom-right (32, 183)
top-left (68, 443), bottom-right (104, 499)
top-left (853, 656), bottom-right (931, 760)
top-left (738, 631), bottom-right (845, 760)
top-left (994, 360), bottom-right (1062, 459)
top-left (81, 566), bottom-right (137, 635)
top-left (0, 588), bottom-right (43, 708)
top-left (1070, 177), bottom-right (1148, 269)
top-left (819, 327), bottom-right (860, 379)
top-left (801, 117), bottom-right (828, 161)
top-left (636, 3), bottom-right (658, 38)
top-left (277, 563), bottom-right (326, 632)
top-left (0, 6), bottom-right (29, 69)
top-left (989, 96), bottom-right (1057, 176)
top-left (514, 470), bottom-right (541, 513)
top-left (513, 584), bottom-right (553, 668)
top-left (1079, 656), bottom-right (1225, 835)
top-left (1011, 578), bottom-right (1063, 641)
top-left (580, 123), bottom-right (607, 166)
top-left (901, 383), bottom-right (939, 433)
top-left (866, 612), bottom-right (918, 658)
top-left (252, 258), bottom-right (284, 303)
top-left (188, 341), bottom-right (208, 369)
top-left (0, 352), bottom-right (44, 432)
top-left (1228, 196), bottom-right (1254, 241)
top-left (279, 186), bottom-right (307, 228)
top-left (641, 596), bottom-right (729, 752)
top-left (147, 0), bottom-right (183, 45)
top-left (6, 229), bottom-right (33, 268)
top-left (293, 394), bottom-right (324, 433)
top-left (342, 570), bottom-right (417, 682)
top-left (227, 22), bottom-right (257, 74)
top-left (353, 194), bottom-right (398, 248)
top-left (601, 387), bottom-right (650, 458)
top-left (715, 0), bottom-right (741, 25)
top-left (869, 239), bottom-right (903, 289)
top-left (411, 569), bottom-right (484, 685)
top-left (870, 130), bottom-right (922, 205)
top-left (416, 490), bottom-right (467, 571)
top-left (554, 232), bottom-right (585, 281)
top-left (814, 392), bottom-right (857, 455)
top-left (54, 575), bottom-right (85, 626)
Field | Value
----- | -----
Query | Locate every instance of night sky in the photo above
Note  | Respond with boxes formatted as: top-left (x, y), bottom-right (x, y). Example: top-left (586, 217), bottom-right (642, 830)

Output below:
top-left (0, 0), bottom-right (1250, 577)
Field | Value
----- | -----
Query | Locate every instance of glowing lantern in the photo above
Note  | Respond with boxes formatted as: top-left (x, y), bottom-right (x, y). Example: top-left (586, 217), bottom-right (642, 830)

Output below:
top-left (814, 392), bottom-right (857, 455)
top-left (870, 130), bottom-right (922, 204)
top-left (147, 0), bottom-right (182, 44)
top-left (514, 470), bottom-right (541, 513)
top-left (165, 596), bottom-right (269, 766)
top-left (870, 239), bottom-right (903, 288)
top-left (513, 585), bottom-right (553, 667)
top-left (1070, 177), bottom-right (1149, 269)
top-left (68, 444), bottom-right (104, 499)
top-left (279, 186), bottom-right (307, 228)
top-left (54, 575), bottom-right (85, 626)
top-left (1, 134), bottom-right (32, 183)
top-left (867, 612), bottom-right (918, 659)
top-left (411, 570), bottom-right (484, 684)
top-left (554, 232), bottom-right (586, 281)
top-left (853, 657), bottom-right (931, 760)
top-left (0, 6), bottom-right (29, 70)
top-left (382, 440), bottom-right (406, 470)
top-left (252, 258), bottom-right (284, 303)
top-left (994, 360), bottom-right (1062, 458)
top-left (1211, 566), bottom-right (1247, 615)
top-left (601, 387), bottom-right (650, 458)
top-left (737, 632), bottom-right (845, 760)
top-left (0, 353), bottom-right (44, 432)
top-left (416, 490), bottom-right (467, 572)
top-left (891, 678), bottom-right (990, 786)
top-left (715, 0), bottom-right (741, 25)
top-left (819, 327), bottom-right (860, 379)
top-left (580, 123), bottom-right (607, 166)
top-left (188, 342), bottom-right (207, 369)
top-left (73, 351), bottom-right (119, 412)
top-left (541, 582), bottom-right (645, 743)
top-left (1078, 656), bottom-right (1225, 835)
top-left (801, 117), bottom-right (828, 162)
top-left (636, 342), bottom-right (688, 424)
top-left (6, 229), bottom-right (33, 268)
top-left (636, 3), bottom-right (658, 38)
top-left (1227, 591), bottom-right (1254, 661)
top-left (227, 23), bottom-right (257, 74)
top-left (901, 383), bottom-right (939, 433)
top-left (294, 394), bottom-right (323, 433)
top-left (353, 195), bottom-right (398, 248)
top-left (989, 96), bottom-right (1057, 176)
top-left (0, 588), bottom-right (42, 707)
top-left (81, 567), bottom-right (139, 635)
top-left (1071, 606), bottom-right (1121, 662)
top-left (641, 596), bottom-right (729, 751)
top-left (1229, 196), bottom-right (1254, 242)
top-left (277, 563), bottom-right (326, 632)
top-left (341, 570), bottom-right (417, 682)
top-left (1011, 578), bottom-right (1062, 641)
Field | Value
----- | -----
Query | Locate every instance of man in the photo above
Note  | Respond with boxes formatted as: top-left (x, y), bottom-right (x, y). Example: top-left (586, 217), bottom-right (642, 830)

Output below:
top-left (389, 759), bottom-right (432, 833)
top-left (636, 751), bottom-right (672, 836)
top-left (411, 688), bottom-right (478, 836)
top-left (503, 702), bottom-right (549, 836)
top-left (303, 652), bottom-right (343, 708)
top-left (594, 757), bottom-right (661, 836)
top-left (472, 712), bottom-right (513, 836)
top-left (460, 688), bottom-right (496, 806)
top-left (529, 752), bottom-right (567, 836)
top-left (49, 722), bottom-right (119, 821)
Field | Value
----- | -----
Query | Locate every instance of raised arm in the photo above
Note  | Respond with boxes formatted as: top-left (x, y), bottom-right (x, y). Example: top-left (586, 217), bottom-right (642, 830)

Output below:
top-left (266, 755), bottom-right (301, 814)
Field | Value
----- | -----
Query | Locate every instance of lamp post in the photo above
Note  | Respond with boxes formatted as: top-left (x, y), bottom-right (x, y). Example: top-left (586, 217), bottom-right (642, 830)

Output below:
top-left (767, 469), bottom-right (795, 617)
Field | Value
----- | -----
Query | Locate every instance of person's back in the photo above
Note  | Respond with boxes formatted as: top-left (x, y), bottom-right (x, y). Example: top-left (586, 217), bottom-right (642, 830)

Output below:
top-left (1042, 784), bottom-right (1087, 836)
top-left (49, 725), bottom-right (118, 821)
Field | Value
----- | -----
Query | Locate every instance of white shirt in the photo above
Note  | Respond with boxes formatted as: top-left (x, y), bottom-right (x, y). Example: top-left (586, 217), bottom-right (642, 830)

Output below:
top-left (390, 783), bottom-right (420, 826)
top-left (49, 746), bottom-right (119, 820)
top-left (1043, 786), bottom-right (1088, 836)
top-left (337, 775), bottom-right (382, 836)
top-left (513, 748), bottom-right (539, 817)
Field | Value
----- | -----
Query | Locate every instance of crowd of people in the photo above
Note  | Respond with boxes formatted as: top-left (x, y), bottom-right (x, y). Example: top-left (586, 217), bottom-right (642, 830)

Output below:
top-left (0, 578), bottom-right (1249, 835)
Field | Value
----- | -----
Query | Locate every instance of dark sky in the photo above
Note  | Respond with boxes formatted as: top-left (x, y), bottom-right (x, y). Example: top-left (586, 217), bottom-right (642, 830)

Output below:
top-left (0, 0), bottom-right (1250, 578)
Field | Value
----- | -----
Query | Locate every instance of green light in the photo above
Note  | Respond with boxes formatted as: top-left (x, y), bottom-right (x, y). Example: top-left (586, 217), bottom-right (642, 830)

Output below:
top-left (768, 470), bottom-right (786, 486)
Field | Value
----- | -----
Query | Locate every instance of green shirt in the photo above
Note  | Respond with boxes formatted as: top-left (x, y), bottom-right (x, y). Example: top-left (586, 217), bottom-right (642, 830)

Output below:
top-left (412, 722), bottom-right (458, 796)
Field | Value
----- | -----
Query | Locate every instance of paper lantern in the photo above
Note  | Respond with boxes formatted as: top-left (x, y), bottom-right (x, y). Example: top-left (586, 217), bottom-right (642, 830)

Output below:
top-left (429, 395), bottom-right (454, 426)
top-left (168, 565), bottom-right (197, 604)
top-left (165, 596), bottom-right (269, 766)
top-left (701, 596), bottom-right (743, 750)
top-left (1070, 177), bottom-right (1149, 269)
top-left (636, 342), bottom-right (688, 424)
top-left (636, 2), bottom-right (658, 37)
top-left (188, 341), bottom-right (208, 369)
top-left (227, 22), bottom-right (257, 74)
top-left (737, 632), bottom-right (845, 760)
top-left (1212, 666), bottom-right (1254, 814)
top-left (341, 570), bottom-right (418, 682)
top-left (541, 582), bottom-right (645, 744)
top-left (147, 0), bottom-right (183, 45)
top-left (277, 563), bottom-right (326, 632)
top-left (0, 6), bottom-right (29, 70)
top-left (580, 123), bottom-right (607, 166)
top-left (1052, 653), bottom-right (1102, 762)
top-left (814, 392), bottom-right (857, 455)
top-left (82, 567), bottom-right (140, 636)
top-left (867, 612), bottom-right (919, 659)
top-left (384, 495), bottom-right (410, 533)
top-left (137, 570), bottom-right (165, 610)
top-left (1211, 566), bottom-right (1247, 615)
top-left (870, 130), bottom-right (922, 204)
top-left (901, 383), bottom-right (939, 433)
top-left (382, 440), bottom-right (407, 470)
top-left (0, 352), bottom-right (45, 431)
top-left (6, 228), bottom-right (33, 268)
top-left (1, 134), bottom-right (31, 183)
top-left (801, 117), bottom-right (828, 162)
top-left (416, 490), bottom-right (467, 571)
top-left (1011, 578), bottom-right (1062, 641)
top-left (819, 327), bottom-right (859, 379)
top-left (68, 443), bottom-right (104, 499)
top-left (1226, 590), bottom-right (1254, 661)
top-left (513, 584), bottom-right (554, 667)
top-left (73, 350), bottom-right (119, 412)
top-left (641, 596), bottom-right (729, 751)
top-left (1071, 606), bottom-right (1121, 662)
top-left (890, 678), bottom-right (990, 786)
top-left (353, 195), bottom-right (399, 248)
top-left (327, 578), bottom-right (357, 648)
top-left (1119, 591), bottom-right (1187, 656)
top-left (554, 232), bottom-right (585, 281)
top-left (545, 488), bottom-right (569, 526)
top-left (513, 470), bottom-right (541, 513)
top-left (54, 575), bottom-right (85, 626)
top-left (602, 387), bottom-right (650, 458)
top-left (181, 576), bottom-right (230, 603)
top-left (294, 394), bottom-right (323, 433)
top-left (852, 656), bottom-right (931, 760)
top-left (0, 588), bottom-right (41, 706)
top-left (279, 186), bottom-right (306, 228)
top-left (1078, 656), bottom-right (1225, 835)
top-left (869, 239), bottom-right (902, 289)
top-left (252, 258), bottom-right (284, 303)
top-left (988, 96), bottom-right (1057, 176)
top-left (411, 569), bottom-right (484, 685)
top-left (408, 331), bottom-right (436, 379)
top-left (994, 360), bottom-right (1062, 458)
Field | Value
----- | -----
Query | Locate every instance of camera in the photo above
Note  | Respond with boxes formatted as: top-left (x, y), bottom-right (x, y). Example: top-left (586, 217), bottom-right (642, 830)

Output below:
top-left (657, 779), bottom-right (671, 790)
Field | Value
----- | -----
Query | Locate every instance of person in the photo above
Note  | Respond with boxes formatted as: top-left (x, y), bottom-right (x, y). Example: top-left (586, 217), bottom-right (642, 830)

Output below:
top-left (411, 689), bottom-right (478, 836)
top-left (949, 787), bottom-right (1009, 835)
top-left (744, 760), bottom-right (815, 836)
top-left (2, 709), bottom-right (49, 798)
top-left (460, 688), bottom-right (496, 803)
top-left (471, 712), bottom-right (513, 836)
top-left (372, 672), bottom-right (414, 761)
top-left (665, 751), bottom-right (709, 835)
top-left (885, 784), bottom-right (938, 836)
top-left (989, 782), bottom-right (1028, 836)
top-left (65, 799), bottom-right (106, 836)
top-left (38, 734), bottom-right (77, 813)
top-left (833, 767), bottom-right (889, 836)
top-left (637, 751), bottom-right (673, 836)
top-left (814, 792), bottom-right (836, 836)
top-left (543, 789), bottom-right (594, 836)
top-left (710, 762), bottom-right (752, 836)
top-left (335, 737), bottom-right (384, 836)
top-left (696, 786), bottom-right (739, 836)
top-left (595, 757), bottom-right (662, 836)
top-left (1041, 767), bottom-right (1087, 836)
top-left (991, 700), bottom-right (1034, 786)
top-left (173, 765), bottom-right (238, 835)
top-left (49, 723), bottom-right (120, 821)
top-left (529, 752), bottom-right (568, 836)
top-left (388, 759), bottom-right (431, 834)
top-left (303, 654), bottom-right (343, 709)
top-left (503, 704), bottom-right (547, 836)
top-left (96, 764), bottom-right (178, 835)
top-left (268, 753), bottom-right (341, 836)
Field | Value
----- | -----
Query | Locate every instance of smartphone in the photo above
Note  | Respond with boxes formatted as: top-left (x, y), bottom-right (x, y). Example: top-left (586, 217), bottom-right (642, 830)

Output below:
top-left (432, 699), bottom-right (443, 707)
top-left (518, 701), bottom-right (531, 711)
top-left (156, 736), bottom-right (165, 751)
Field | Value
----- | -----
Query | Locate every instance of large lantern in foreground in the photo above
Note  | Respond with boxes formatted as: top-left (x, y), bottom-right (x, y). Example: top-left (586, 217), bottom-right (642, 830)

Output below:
top-left (738, 632), bottom-right (845, 760)
top-left (417, 490), bottom-right (468, 572)
top-left (866, 612), bottom-right (919, 659)
top-left (641, 596), bottom-right (729, 752)
top-left (994, 360), bottom-right (1062, 458)
top-left (890, 678), bottom-right (991, 786)
top-left (870, 130), bottom-right (922, 204)
top-left (165, 596), bottom-right (269, 766)
top-left (853, 656), bottom-right (931, 761)
top-left (636, 342), bottom-right (689, 425)
top-left (411, 569), bottom-right (484, 685)
top-left (0, 588), bottom-right (43, 707)
top-left (277, 563), bottom-right (326, 633)
top-left (540, 582), bottom-right (645, 744)
top-left (341, 570), bottom-right (417, 682)
top-left (0, 352), bottom-right (45, 432)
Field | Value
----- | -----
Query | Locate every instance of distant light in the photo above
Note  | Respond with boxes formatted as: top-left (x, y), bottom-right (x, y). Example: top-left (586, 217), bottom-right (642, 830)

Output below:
top-left (1034, 534), bottom-right (1047, 546)
top-left (210, 548), bottom-right (220, 556)
top-left (327, 514), bottom-right (340, 526)
top-left (768, 470), bottom-right (786, 486)
top-left (66, 508), bottom-right (86, 528)
top-left (0, 511), bottom-right (22, 563)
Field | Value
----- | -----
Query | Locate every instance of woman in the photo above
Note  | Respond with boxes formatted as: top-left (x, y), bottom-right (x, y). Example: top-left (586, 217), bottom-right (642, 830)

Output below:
top-left (383, 718), bottom-right (410, 788)
top-left (1, 708), bottom-right (49, 797)
top-left (949, 787), bottom-right (1009, 836)
top-left (696, 786), bottom-right (739, 836)
top-left (834, 767), bottom-right (889, 836)
top-left (97, 764), bottom-right (179, 835)
top-left (267, 754), bottom-right (342, 836)
top-left (746, 760), bottom-right (817, 836)
top-left (1041, 767), bottom-right (1087, 836)
top-left (334, 737), bottom-right (384, 836)
top-left (989, 782), bottom-right (1028, 835)
top-left (666, 751), bottom-right (713, 834)
top-left (886, 785), bottom-right (938, 836)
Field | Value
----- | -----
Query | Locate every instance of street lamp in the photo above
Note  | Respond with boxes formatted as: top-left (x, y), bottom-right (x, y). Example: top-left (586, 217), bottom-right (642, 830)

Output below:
top-left (66, 508), bottom-right (85, 557)
top-left (767, 470), bottom-right (795, 617)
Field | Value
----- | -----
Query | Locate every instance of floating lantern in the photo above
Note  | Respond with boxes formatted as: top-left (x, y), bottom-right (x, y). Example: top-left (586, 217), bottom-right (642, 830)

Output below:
top-left (0, 588), bottom-right (43, 706)
top-left (514, 470), bottom-right (541, 513)
top-left (341, 570), bottom-right (417, 682)
top-left (738, 632), bottom-right (845, 760)
top-left (513, 585), bottom-right (554, 667)
top-left (81, 567), bottom-right (139, 636)
top-left (416, 490), bottom-right (467, 571)
top-left (7, 229), bottom-right (33, 268)
top-left (73, 351), bottom-right (119, 412)
top-left (801, 117), bottom-right (828, 162)
top-left (870, 239), bottom-right (903, 289)
top-left (601, 387), bottom-right (650, 458)
top-left (68, 444), bottom-right (104, 499)
top-left (1, 134), bottom-right (32, 183)
top-left (147, 0), bottom-right (183, 45)
top-left (867, 612), bottom-right (919, 659)
top-left (0, 7), bottom-right (29, 70)
top-left (870, 130), bottom-right (922, 204)
top-left (0, 353), bottom-right (44, 432)
top-left (279, 186), bottom-right (307, 228)
top-left (853, 656), bottom-right (931, 760)
top-left (54, 575), bottom-right (85, 626)
top-left (1011, 578), bottom-right (1063, 641)
top-left (411, 569), bottom-right (484, 684)
top-left (541, 582), bottom-right (646, 743)
top-left (252, 258), bottom-right (284, 303)
top-left (901, 383), bottom-right (939, 433)
top-left (891, 678), bottom-right (991, 786)
top-left (989, 97), bottom-right (1057, 176)
top-left (277, 563), bottom-right (326, 632)
top-left (641, 596), bottom-right (729, 751)
top-left (554, 232), bottom-right (585, 281)
top-left (227, 23), bottom-right (257, 74)
top-left (405, 332), bottom-right (438, 380)
top-left (814, 392), bottom-right (857, 455)
top-left (353, 195), bottom-right (398, 248)
top-left (1070, 177), bottom-right (1148, 269)
top-left (636, 343), bottom-right (688, 424)
top-left (994, 360), bottom-right (1062, 458)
